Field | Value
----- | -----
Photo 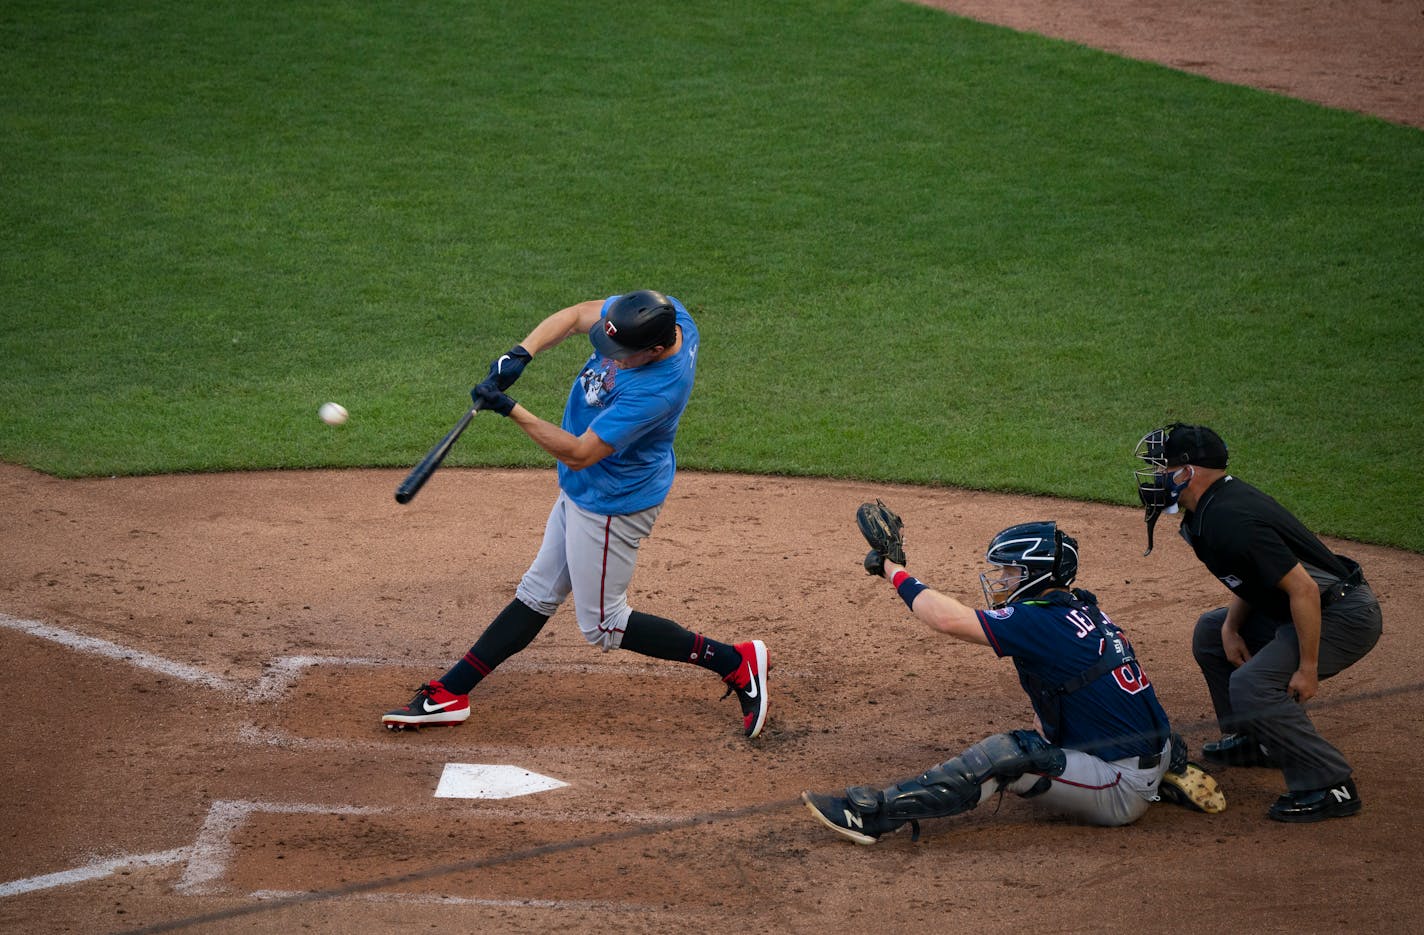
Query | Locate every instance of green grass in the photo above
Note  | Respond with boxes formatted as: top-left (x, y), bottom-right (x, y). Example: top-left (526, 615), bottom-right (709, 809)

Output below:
top-left (2, 0), bottom-right (1422, 550)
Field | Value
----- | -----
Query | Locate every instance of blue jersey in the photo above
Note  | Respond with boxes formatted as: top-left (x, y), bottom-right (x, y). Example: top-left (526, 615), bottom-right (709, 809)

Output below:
top-left (557, 296), bottom-right (698, 515)
top-left (977, 595), bottom-right (1170, 761)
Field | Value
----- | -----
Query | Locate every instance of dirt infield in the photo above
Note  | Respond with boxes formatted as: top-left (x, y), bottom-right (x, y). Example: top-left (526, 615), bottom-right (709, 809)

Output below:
top-left (919, 0), bottom-right (1424, 129)
top-left (4, 5), bottom-right (1422, 932)
top-left (3, 462), bottom-right (1422, 933)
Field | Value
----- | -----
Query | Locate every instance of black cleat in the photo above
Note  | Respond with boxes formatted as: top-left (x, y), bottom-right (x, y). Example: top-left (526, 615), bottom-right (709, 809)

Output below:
top-left (1267, 778), bottom-right (1361, 823)
top-left (381, 681), bottom-right (470, 731)
top-left (722, 640), bottom-right (769, 738)
top-left (801, 791), bottom-right (888, 845)
top-left (1202, 732), bottom-right (1278, 768)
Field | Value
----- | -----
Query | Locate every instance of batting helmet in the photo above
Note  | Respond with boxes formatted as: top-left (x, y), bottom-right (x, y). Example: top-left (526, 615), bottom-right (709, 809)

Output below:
top-left (590, 290), bottom-right (678, 361)
top-left (980, 521), bottom-right (1079, 608)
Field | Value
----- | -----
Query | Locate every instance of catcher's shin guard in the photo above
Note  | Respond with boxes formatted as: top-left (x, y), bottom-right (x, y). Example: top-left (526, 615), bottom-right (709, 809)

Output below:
top-left (848, 730), bottom-right (1067, 839)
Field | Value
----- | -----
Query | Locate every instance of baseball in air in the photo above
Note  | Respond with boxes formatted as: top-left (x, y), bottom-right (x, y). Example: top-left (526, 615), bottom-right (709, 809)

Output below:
top-left (318, 402), bottom-right (349, 426)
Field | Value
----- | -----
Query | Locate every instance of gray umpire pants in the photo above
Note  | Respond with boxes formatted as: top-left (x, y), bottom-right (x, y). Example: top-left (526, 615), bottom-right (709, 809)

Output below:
top-left (1191, 585), bottom-right (1381, 791)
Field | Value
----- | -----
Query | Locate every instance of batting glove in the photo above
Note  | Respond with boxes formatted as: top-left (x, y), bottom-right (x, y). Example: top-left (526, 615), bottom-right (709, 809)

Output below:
top-left (485, 345), bottom-right (532, 391)
top-left (471, 380), bottom-right (516, 417)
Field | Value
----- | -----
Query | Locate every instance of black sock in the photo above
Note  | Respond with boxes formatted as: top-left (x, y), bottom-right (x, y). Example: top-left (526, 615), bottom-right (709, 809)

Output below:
top-left (620, 610), bottom-right (742, 679)
top-left (439, 598), bottom-right (549, 695)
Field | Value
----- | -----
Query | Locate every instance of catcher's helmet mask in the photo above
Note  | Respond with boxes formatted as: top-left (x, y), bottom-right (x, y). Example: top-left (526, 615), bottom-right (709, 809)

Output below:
top-left (591, 290), bottom-right (678, 362)
top-left (980, 521), bottom-right (1079, 609)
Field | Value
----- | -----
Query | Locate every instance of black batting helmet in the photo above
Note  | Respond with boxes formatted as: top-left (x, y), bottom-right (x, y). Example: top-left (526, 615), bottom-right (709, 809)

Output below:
top-left (590, 290), bottom-right (678, 361)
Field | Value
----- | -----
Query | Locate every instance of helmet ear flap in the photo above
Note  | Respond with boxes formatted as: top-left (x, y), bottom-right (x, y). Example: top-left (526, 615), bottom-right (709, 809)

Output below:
top-left (1050, 528), bottom-right (1079, 587)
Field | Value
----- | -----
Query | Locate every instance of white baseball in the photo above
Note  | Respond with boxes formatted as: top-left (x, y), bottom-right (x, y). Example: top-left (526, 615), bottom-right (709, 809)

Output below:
top-left (319, 402), bottom-right (348, 426)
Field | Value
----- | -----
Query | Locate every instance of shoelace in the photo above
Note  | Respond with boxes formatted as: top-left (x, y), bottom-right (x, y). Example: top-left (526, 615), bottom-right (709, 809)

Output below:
top-left (720, 661), bottom-right (753, 699)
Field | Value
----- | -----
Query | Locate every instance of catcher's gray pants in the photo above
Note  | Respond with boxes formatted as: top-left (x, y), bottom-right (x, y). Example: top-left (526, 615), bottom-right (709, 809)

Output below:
top-left (1191, 585), bottom-right (1382, 791)
top-left (516, 492), bottom-right (661, 652)
top-left (997, 738), bottom-right (1170, 827)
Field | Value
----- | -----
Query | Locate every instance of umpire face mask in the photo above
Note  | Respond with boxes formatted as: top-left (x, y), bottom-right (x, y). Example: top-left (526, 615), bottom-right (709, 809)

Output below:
top-left (1133, 428), bottom-right (1189, 556)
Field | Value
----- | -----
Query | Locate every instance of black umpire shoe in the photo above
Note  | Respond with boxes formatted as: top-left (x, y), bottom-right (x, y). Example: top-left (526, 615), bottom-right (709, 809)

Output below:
top-left (1202, 732), bottom-right (1278, 768)
top-left (1267, 778), bottom-right (1362, 823)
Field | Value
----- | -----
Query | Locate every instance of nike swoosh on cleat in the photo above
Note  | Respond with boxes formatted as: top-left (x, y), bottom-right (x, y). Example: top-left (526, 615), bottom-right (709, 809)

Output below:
top-left (422, 698), bottom-right (460, 713)
top-left (742, 665), bottom-right (759, 699)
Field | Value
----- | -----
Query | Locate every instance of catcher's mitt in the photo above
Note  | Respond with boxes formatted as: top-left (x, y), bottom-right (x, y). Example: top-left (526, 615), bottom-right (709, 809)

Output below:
top-left (856, 499), bottom-right (906, 573)
top-left (1158, 763), bottom-right (1227, 814)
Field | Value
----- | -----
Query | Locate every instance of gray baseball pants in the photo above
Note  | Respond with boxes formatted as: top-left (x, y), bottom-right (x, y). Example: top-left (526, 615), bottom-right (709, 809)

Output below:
top-left (1191, 585), bottom-right (1381, 791)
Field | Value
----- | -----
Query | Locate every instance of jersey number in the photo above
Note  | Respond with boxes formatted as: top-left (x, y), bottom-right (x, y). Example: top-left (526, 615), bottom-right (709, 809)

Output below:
top-left (1112, 663), bottom-right (1151, 695)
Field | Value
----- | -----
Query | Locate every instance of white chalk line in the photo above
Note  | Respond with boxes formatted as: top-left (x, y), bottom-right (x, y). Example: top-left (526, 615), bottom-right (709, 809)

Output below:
top-left (1, 613), bottom-right (808, 702)
top-left (1, 795), bottom-right (698, 900)
top-left (0, 847), bottom-right (190, 899)
top-left (177, 800), bottom-right (387, 895)
top-left (0, 613), bottom-right (240, 692)
top-left (0, 610), bottom-right (774, 904)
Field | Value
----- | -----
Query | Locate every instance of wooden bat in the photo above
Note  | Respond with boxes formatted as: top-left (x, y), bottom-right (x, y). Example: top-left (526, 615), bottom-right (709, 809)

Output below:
top-left (394, 406), bottom-right (479, 504)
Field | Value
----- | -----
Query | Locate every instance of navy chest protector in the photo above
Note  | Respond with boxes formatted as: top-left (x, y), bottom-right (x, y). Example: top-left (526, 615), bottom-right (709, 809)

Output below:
top-left (1018, 589), bottom-right (1134, 741)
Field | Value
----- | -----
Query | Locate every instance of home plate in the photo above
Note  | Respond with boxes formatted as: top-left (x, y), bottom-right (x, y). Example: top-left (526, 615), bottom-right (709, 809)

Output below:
top-left (435, 763), bottom-right (569, 799)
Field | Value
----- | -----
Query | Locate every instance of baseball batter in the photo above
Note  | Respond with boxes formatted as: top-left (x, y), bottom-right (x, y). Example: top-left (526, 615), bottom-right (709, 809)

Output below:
top-left (803, 508), bottom-right (1222, 844)
top-left (382, 291), bottom-right (769, 738)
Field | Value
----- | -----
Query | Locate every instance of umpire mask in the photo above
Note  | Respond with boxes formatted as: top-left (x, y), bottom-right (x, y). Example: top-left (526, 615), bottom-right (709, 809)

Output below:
top-left (1134, 426), bottom-right (1187, 557)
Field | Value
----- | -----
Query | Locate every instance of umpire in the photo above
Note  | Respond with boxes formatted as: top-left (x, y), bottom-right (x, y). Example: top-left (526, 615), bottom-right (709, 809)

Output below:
top-left (1134, 423), bottom-right (1382, 822)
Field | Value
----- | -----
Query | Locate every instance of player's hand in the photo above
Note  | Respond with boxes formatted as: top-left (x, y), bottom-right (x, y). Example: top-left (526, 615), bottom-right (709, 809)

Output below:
top-left (485, 345), bottom-right (533, 391)
top-left (472, 380), bottom-right (516, 417)
top-left (1221, 627), bottom-right (1251, 667)
top-left (1288, 668), bottom-right (1318, 703)
top-left (864, 549), bottom-right (886, 578)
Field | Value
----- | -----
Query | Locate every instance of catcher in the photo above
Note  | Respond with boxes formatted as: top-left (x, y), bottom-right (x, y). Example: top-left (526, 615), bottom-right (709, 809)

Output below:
top-left (802, 502), bottom-right (1223, 844)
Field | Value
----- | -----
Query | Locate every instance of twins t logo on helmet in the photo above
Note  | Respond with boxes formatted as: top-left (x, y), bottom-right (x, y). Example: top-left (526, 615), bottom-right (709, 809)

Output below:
top-left (603, 320), bottom-right (619, 337)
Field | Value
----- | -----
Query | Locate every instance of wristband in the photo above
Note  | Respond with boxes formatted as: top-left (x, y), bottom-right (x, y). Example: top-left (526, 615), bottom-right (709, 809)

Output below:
top-left (893, 573), bottom-right (928, 609)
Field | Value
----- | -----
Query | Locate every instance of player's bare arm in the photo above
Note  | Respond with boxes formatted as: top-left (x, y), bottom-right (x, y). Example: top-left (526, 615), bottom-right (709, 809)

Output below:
top-left (517, 300), bottom-right (606, 355)
top-left (880, 559), bottom-right (989, 646)
top-left (507, 407), bottom-right (614, 470)
top-left (1278, 562), bottom-right (1324, 701)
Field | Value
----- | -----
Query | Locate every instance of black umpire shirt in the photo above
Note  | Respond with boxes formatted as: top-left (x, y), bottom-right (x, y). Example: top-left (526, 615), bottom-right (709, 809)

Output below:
top-left (1179, 475), bottom-right (1350, 620)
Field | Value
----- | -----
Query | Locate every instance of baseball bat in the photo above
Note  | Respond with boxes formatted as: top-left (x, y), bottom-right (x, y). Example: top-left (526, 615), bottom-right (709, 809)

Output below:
top-left (394, 406), bottom-right (479, 504)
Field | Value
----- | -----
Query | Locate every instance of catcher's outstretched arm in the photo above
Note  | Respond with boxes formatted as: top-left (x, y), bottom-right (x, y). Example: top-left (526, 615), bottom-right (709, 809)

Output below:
top-left (879, 559), bottom-right (988, 646)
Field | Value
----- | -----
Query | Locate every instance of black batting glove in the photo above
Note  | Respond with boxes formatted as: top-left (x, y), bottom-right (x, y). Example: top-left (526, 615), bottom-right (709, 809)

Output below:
top-left (485, 345), bottom-right (532, 391)
top-left (863, 549), bottom-right (887, 578)
top-left (472, 379), bottom-right (516, 417)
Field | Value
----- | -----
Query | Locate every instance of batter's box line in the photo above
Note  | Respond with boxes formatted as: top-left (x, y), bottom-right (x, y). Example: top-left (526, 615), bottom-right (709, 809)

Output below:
top-left (121, 797), bottom-right (805, 935)
top-left (1, 613), bottom-right (810, 703)
top-left (0, 800), bottom-right (386, 901)
top-left (177, 800), bottom-right (388, 895)
top-left (0, 796), bottom-right (699, 903)
top-left (0, 847), bottom-right (191, 900)
top-left (0, 613), bottom-right (241, 693)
